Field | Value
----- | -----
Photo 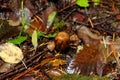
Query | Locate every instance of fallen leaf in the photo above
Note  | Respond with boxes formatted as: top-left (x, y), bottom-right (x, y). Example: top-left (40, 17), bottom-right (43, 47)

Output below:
top-left (47, 41), bottom-right (55, 51)
top-left (0, 43), bottom-right (23, 63)
top-left (0, 62), bottom-right (16, 73)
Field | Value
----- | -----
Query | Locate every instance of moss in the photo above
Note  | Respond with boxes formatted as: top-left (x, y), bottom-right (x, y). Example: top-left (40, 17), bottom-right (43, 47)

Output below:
top-left (53, 17), bottom-right (66, 30)
top-left (54, 74), bottom-right (112, 80)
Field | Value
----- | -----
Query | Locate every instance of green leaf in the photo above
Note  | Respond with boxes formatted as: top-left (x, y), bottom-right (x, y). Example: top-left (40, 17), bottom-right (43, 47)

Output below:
top-left (48, 32), bottom-right (57, 38)
top-left (93, 0), bottom-right (100, 5)
top-left (8, 36), bottom-right (27, 45)
top-left (21, 0), bottom-right (29, 31)
top-left (47, 11), bottom-right (57, 28)
top-left (76, 0), bottom-right (89, 8)
top-left (32, 30), bottom-right (38, 50)
top-left (29, 31), bottom-right (46, 38)
top-left (37, 31), bottom-right (46, 38)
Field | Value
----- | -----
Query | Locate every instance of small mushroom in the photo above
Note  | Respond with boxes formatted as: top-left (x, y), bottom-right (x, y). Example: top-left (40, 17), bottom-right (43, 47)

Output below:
top-left (55, 32), bottom-right (70, 50)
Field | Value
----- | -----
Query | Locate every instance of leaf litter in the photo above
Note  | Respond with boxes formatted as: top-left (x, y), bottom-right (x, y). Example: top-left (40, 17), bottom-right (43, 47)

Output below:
top-left (0, 0), bottom-right (120, 80)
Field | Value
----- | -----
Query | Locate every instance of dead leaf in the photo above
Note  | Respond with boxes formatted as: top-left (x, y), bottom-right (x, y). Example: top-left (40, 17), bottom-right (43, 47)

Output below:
top-left (47, 41), bottom-right (55, 51)
top-left (0, 62), bottom-right (16, 73)
top-left (0, 43), bottom-right (23, 63)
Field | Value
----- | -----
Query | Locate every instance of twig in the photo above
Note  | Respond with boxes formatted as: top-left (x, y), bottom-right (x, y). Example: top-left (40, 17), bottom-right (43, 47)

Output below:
top-left (0, 49), bottom-right (48, 79)
top-left (88, 17), bottom-right (94, 28)
top-left (13, 57), bottom-right (57, 80)
top-left (58, 1), bottom-right (76, 13)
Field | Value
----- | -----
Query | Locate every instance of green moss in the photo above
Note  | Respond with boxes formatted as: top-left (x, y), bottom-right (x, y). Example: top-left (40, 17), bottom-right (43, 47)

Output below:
top-left (53, 17), bottom-right (66, 30)
top-left (55, 74), bottom-right (112, 80)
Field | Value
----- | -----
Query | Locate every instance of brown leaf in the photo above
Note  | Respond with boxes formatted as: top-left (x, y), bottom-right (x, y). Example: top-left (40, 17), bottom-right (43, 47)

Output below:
top-left (72, 12), bottom-right (85, 22)
top-left (70, 44), bottom-right (105, 76)
top-left (47, 41), bottom-right (55, 51)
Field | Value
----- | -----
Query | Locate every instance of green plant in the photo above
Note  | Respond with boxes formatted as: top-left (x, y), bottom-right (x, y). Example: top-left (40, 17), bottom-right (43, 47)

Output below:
top-left (7, 0), bottom-right (28, 45)
top-left (8, 36), bottom-right (27, 45)
top-left (47, 32), bottom-right (57, 38)
top-left (29, 30), bottom-right (57, 39)
top-left (21, 0), bottom-right (28, 31)
top-left (93, 0), bottom-right (100, 6)
top-left (76, 0), bottom-right (89, 8)
top-left (76, 0), bottom-right (100, 7)
top-left (53, 17), bottom-right (66, 30)
top-left (7, 1), bottom-right (62, 46)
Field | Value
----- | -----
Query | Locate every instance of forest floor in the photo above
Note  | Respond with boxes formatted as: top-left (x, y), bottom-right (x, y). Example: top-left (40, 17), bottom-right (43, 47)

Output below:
top-left (0, 0), bottom-right (120, 80)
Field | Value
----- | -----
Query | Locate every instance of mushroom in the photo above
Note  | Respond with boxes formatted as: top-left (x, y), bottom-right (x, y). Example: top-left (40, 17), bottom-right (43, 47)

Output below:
top-left (55, 32), bottom-right (70, 50)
